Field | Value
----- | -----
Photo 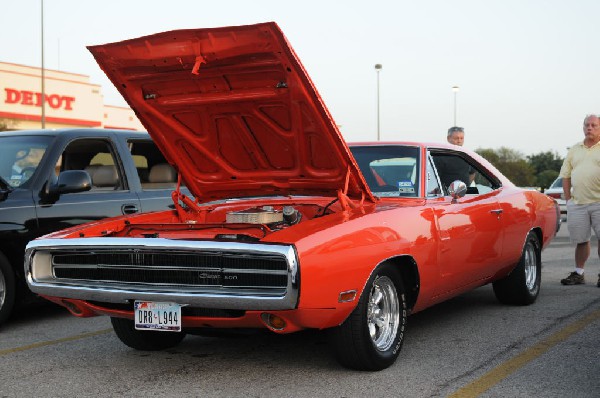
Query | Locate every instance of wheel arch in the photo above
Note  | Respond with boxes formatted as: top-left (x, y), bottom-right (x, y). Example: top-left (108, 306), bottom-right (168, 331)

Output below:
top-left (527, 227), bottom-right (543, 263)
top-left (379, 255), bottom-right (420, 312)
top-left (531, 227), bottom-right (542, 248)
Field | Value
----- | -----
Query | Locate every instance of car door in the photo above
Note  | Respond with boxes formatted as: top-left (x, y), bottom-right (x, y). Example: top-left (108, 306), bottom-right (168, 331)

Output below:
top-left (35, 136), bottom-right (142, 236)
top-left (428, 151), bottom-right (504, 296)
top-left (119, 138), bottom-right (190, 213)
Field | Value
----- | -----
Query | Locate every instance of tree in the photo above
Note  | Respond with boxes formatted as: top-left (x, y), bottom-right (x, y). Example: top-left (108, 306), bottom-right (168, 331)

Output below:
top-left (527, 151), bottom-right (563, 176)
top-left (475, 147), bottom-right (536, 187)
top-left (537, 169), bottom-right (559, 190)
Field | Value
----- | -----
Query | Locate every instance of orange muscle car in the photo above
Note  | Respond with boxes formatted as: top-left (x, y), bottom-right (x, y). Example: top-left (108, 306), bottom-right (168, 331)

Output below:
top-left (24, 22), bottom-right (559, 370)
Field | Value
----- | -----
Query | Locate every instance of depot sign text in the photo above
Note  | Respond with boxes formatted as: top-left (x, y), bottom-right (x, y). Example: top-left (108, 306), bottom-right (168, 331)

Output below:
top-left (4, 88), bottom-right (75, 110)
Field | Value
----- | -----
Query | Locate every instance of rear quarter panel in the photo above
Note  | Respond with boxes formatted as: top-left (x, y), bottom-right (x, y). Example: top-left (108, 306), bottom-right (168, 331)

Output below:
top-left (497, 187), bottom-right (558, 273)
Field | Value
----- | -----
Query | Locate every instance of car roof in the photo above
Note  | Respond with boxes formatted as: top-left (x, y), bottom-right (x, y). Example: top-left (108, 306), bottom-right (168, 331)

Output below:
top-left (0, 128), bottom-right (149, 138)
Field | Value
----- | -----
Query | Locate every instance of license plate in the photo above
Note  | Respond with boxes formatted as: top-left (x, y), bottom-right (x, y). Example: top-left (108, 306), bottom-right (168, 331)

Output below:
top-left (134, 301), bottom-right (182, 332)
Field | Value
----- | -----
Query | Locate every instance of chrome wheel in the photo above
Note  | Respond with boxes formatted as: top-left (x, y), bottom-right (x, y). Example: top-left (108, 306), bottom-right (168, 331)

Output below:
top-left (0, 270), bottom-right (5, 308)
top-left (367, 275), bottom-right (400, 352)
top-left (330, 266), bottom-right (407, 370)
top-left (493, 232), bottom-right (541, 306)
top-left (523, 242), bottom-right (537, 291)
top-left (0, 255), bottom-right (16, 325)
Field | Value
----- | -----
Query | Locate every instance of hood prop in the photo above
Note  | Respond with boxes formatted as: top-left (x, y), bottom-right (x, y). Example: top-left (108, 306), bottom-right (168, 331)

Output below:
top-left (337, 167), bottom-right (367, 211)
top-left (171, 173), bottom-right (210, 223)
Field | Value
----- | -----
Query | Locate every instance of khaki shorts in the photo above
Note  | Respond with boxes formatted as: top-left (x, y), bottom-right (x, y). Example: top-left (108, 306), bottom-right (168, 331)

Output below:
top-left (566, 200), bottom-right (600, 243)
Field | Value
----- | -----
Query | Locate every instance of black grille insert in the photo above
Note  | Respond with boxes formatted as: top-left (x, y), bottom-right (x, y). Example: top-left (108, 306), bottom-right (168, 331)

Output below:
top-left (52, 250), bottom-right (289, 289)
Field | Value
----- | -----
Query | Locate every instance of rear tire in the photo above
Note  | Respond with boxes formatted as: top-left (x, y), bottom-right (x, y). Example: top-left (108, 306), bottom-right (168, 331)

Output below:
top-left (493, 231), bottom-right (541, 305)
top-left (110, 317), bottom-right (186, 350)
top-left (0, 253), bottom-right (16, 327)
top-left (329, 264), bottom-right (407, 371)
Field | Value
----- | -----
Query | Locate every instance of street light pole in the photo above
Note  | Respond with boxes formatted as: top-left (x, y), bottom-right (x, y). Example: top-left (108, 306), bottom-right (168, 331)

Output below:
top-left (375, 64), bottom-right (382, 141)
top-left (41, 0), bottom-right (46, 128)
top-left (452, 85), bottom-right (460, 126)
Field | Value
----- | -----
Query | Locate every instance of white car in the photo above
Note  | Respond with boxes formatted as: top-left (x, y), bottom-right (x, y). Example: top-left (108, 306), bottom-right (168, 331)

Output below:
top-left (545, 177), bottom-right (567, 220)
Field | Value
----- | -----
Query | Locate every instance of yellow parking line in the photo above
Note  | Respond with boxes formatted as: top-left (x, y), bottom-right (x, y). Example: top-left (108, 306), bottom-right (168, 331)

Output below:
top-left (449, 308), bottom-right (600, 398)
top-left (0, 328), bottom-right (112, 356)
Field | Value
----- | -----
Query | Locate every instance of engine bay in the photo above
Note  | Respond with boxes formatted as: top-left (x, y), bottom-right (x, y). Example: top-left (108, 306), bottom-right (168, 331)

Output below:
top-left (105, 197), bottom-right (342, 241)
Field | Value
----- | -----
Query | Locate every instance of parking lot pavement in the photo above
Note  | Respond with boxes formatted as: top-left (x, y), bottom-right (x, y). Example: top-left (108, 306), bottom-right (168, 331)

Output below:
top-left (0, 220), bottom-right (598, 398)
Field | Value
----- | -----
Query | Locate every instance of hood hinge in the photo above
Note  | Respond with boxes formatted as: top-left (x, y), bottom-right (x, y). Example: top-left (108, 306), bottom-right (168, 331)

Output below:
top-left (171, 174), bottom-right (209, 223)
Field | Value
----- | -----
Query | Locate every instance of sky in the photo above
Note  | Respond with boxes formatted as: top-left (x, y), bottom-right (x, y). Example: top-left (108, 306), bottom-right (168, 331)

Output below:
top-left (2, 0), bottom-right (599, 157)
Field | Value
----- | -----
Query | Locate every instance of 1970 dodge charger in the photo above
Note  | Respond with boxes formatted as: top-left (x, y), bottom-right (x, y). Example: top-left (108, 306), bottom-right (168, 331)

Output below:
top-left (24, 22), bottom-right (560, 370)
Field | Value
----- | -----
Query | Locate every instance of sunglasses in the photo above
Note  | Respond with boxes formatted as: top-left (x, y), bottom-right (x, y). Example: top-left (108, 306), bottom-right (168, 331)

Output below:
top-left (449, 127), bottom-right (464, 133)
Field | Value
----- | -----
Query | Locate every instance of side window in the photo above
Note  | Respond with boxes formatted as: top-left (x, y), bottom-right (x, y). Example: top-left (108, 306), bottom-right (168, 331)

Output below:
top-left (432, 153), bottom-right (474, 193)
top-left (56, 139), bottom-right (123, 191)
top-left (426, 156), bottom-right (442, 197)
top-left (431, 152), bottom-right (498, 195)
top-left (471, 168), bottom-right (496, 195)
top-left (127, 139), bottom-right (179, 190)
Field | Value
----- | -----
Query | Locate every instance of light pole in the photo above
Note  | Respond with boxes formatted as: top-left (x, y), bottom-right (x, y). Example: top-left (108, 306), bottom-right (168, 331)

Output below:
top-left (452, 85), bottom-right (460, 126)
top-left (375, 64), bottom-right (382, 140)
top-left (41, 0), bottom-right (46, 128)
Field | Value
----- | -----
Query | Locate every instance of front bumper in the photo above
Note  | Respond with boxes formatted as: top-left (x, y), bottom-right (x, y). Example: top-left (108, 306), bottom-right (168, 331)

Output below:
top-left (25, 237), bottom-right (299, 311)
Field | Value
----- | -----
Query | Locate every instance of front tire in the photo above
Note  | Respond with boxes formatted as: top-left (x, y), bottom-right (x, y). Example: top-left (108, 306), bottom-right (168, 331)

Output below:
top-left (110, 317), bottom-right (186, 350)
top-left (329, 265), bottom-right (407, 371)
top-left (0, 253), bottom-right (16, 326)
top-left (493, 231), bottom-right (541, 305)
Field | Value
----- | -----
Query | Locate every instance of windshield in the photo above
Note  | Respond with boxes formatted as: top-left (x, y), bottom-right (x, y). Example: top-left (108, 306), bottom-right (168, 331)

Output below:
top-left (0, 135), bottom-right (53, 188)
top-left (550, 178), bottom-right (563, 189)
top-left (350, 145), bottom-right (421, 197)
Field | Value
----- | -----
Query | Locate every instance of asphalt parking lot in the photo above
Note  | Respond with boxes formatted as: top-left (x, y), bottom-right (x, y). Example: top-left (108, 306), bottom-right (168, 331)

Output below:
top-left (0, 221), bottom-right (598, 398)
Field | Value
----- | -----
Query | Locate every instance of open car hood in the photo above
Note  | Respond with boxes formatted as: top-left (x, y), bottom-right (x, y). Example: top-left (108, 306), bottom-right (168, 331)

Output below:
top-left (88, 22), bottom-right (373, 204)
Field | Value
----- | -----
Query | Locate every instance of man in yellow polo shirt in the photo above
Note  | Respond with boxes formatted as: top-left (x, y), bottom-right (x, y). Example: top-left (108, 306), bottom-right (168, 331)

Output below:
top-left (559, 114), bottom-right (600, 287)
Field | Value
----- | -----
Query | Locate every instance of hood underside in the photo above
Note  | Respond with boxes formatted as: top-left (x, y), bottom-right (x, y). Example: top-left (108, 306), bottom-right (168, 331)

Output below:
top-left (88, 22), bottom-right (373, 203)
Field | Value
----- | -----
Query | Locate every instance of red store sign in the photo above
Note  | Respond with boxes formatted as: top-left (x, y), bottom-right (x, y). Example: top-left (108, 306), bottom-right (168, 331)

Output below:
top-left (4, 88), bottom-right (75, 110)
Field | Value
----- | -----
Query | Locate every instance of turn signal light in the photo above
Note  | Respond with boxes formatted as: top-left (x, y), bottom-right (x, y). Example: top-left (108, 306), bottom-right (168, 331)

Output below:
top-left (338, 290), bottom-right (357, 303)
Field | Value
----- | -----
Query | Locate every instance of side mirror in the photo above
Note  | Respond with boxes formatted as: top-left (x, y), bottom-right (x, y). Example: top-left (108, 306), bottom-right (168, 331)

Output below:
top-left (49, 170), bottom-right (92, 195)
top-left (448, 180), bottom-right (467, 201)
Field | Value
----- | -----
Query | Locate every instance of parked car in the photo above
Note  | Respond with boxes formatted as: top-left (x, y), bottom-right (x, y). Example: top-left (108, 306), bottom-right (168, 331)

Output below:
top-left (544, 177), bottom-right (567, 220)
top-left (0, 128), bottom-right (185, 325)
top-left (24, 23), bottom-right (560, 370)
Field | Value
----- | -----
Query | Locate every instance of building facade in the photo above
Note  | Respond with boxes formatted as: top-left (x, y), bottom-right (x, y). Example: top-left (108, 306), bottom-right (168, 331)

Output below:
top-left (0, 61), bottom-right (144, 131)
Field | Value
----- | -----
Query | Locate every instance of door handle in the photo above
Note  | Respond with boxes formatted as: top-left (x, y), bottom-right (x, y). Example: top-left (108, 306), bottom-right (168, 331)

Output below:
top-left (122, 204), bottom-right (139, 214)
top-left (490, 209), bottom-right (503, 219)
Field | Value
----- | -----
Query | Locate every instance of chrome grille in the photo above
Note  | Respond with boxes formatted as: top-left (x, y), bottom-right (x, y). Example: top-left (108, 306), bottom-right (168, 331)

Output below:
top-left (25, 238), bottom-right (299, 310)
top-left (52, 249), bottom-right (288, 289)
top-left (52, 250), bottom-right (288, 288)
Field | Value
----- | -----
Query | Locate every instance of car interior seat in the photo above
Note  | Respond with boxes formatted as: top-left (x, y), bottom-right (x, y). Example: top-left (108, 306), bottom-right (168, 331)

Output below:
top-left (144, 163), bottom-right (177, 189)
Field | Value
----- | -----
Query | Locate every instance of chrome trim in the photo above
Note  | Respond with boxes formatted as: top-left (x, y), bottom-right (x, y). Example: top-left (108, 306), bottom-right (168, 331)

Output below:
top-left (25, 238), bottom-right (299, 311)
